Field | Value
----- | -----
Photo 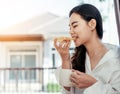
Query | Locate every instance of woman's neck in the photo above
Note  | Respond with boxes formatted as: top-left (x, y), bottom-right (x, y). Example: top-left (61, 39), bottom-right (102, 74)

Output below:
top-left (85, 38), bottom-right (108, 59)
top-left (84, 38), bottom-right (108, 70)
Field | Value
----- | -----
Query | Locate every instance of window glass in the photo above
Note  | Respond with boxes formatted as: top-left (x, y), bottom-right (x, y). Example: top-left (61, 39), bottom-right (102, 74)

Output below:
top-left (9, 51), bottom-right (36, 81)
top-left (24, 55), bottom-right (36, 80)
top-left (10, 55), bottom-right (22, 80)
top-left (24, 55), bottom-right (36, 68)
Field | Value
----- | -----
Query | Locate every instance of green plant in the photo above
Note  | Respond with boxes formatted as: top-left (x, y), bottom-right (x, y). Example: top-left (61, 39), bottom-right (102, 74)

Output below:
top-left (47, 83), bottom-right (61, 92)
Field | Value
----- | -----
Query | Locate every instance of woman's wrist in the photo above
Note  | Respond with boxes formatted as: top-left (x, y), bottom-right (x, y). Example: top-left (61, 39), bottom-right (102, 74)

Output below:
top-left (62, 61), bottom-right (71, 69)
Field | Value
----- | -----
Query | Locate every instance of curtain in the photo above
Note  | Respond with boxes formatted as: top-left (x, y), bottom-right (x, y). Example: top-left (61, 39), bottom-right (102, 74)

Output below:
top-left (114, 0), bottom-right (120, 44)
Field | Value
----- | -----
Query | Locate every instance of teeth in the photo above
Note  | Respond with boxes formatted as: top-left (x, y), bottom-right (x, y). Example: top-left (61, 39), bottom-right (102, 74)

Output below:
top-left (72, 36), bottom-right (78, 39)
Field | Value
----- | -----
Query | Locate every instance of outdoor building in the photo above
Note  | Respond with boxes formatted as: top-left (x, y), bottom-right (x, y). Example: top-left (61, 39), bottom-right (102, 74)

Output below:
top-left (0, 12), bottom-right (70, 93)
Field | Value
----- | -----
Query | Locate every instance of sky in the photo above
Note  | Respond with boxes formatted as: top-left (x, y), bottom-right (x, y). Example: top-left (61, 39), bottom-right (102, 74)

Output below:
top-left (0, 0), bottom-right (79, 29)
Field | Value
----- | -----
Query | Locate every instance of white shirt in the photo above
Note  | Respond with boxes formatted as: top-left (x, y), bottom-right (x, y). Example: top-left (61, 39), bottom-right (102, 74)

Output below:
top-left (55, 44), bottom-right (120, 94)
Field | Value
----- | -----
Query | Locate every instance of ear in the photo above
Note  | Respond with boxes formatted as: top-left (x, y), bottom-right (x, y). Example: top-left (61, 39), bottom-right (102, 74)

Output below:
top-left (88, 19), bottom-right (96, 30)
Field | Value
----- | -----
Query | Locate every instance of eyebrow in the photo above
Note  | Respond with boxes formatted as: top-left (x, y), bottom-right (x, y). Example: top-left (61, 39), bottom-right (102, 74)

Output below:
top-left (69, 21), bottom-right (79, 26)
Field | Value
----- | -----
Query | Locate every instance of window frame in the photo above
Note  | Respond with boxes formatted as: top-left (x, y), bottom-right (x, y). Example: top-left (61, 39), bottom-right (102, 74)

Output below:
top-left (9, 52), bottom-right (37, 81)
top-left (5, 43), bottom-right (41, 82)
top-left (114, 0), bottom-right (120, 44)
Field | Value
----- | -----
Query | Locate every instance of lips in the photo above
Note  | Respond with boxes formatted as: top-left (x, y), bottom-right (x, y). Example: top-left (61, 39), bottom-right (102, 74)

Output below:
top-left (71, 36), bottom-right (79, 40)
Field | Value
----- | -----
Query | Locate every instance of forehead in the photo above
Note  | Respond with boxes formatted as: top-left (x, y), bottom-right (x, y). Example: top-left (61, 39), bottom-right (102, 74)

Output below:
top-left (69, 13), bottom-right (83, 24)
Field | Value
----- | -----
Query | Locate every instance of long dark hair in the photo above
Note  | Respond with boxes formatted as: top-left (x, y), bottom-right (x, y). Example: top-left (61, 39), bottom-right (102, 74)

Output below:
top-left (69, 4), bottom-right (103, 72)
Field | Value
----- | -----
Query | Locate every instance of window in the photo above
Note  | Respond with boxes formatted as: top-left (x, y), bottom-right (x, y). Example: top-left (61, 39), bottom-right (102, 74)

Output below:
top-left (8, 49), bottom-right (37, 81)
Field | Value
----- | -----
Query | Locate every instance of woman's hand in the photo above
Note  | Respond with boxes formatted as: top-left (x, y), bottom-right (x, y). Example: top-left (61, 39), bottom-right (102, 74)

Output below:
top-left (70, 70), bottom-right (97, 89)
top-left (54, 38), bottom-right (71, 68)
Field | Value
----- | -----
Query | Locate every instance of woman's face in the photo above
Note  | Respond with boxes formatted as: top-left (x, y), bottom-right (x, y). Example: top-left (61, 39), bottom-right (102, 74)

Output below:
top-left (69, 13), bottom-right (93, 47)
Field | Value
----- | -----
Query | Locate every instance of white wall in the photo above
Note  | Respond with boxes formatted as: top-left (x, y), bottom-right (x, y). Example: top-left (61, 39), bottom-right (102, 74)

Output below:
top-left (0, 41), bottom-right (43, 68)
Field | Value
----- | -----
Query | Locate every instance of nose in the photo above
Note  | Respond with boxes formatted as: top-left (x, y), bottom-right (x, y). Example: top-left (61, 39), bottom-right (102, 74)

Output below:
top-left (69, 29), bottom-right (74, 35)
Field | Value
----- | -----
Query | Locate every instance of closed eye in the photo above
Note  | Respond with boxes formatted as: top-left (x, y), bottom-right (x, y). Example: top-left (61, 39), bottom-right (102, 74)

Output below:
top-left (73, 25), bottom-right (77, 28)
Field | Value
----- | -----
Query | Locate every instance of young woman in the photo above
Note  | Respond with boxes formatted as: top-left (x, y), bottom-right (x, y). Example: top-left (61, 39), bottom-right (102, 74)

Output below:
top-left (54, 4), bottom-right (120, 94)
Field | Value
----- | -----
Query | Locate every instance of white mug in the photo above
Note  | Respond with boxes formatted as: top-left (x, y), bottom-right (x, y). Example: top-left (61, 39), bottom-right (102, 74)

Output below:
top-left (58, 69), bottom-right (72, 87)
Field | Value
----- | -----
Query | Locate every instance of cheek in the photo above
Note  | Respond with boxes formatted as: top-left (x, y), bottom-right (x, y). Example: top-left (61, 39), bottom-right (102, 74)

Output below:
top-left (80, 26), bottom-right (92, 38)
top-left (78, 30), bottom-right (92, 42)
top-left (83, 31), bottom-right (92, 39)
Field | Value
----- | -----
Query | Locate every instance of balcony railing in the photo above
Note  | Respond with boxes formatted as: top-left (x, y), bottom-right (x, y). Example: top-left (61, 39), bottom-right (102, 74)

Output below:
top-left (0, 67), bottom-right (61, 93)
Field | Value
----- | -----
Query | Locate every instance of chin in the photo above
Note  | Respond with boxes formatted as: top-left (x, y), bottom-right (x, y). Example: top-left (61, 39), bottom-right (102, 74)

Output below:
top-left (74, 43), bottom-right (82, 47)
top-left (73, 40), bottom-right (82, 47)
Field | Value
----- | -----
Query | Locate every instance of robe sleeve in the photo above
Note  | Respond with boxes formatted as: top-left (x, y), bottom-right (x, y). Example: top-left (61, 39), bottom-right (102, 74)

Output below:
top-left (84, 69), bottom-right (120, 94)
top-left (54, 67), bottom-right (72, 94)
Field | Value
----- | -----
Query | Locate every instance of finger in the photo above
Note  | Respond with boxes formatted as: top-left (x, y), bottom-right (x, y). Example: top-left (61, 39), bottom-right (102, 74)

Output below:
top-left (59, 41), bottom-right (70, 53)
top-left (59, 41), bottom-right (66, 48)
top-left (75, 70), bottom-right (84, 75)
top-left (54, 38), bottom-right (59, 49)
top-left (70, 72), bottom-right (79, 81)
top-left (72, 82), bottom-right (83, 89)
top-left (62, 42), bottom-right (70, 51)
top-left (70, 76), bottom-right (78, 85)
top-left (71, 82), bottom-right (78, 87)
top-left (65, 41), bottom-right (71, 50)
top-left (54, 39), bottom-right (65, 51)
top-left (71, 71), bottom-right (78, 77)
top-left (71, 71), bottom-right (81, 81)
top-left (71, 69), bottom-right (76, 72)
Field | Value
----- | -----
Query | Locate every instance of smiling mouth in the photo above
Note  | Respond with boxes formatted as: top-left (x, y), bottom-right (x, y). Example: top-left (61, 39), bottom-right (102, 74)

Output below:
top-left (72, 36), bottom-right (79, 40)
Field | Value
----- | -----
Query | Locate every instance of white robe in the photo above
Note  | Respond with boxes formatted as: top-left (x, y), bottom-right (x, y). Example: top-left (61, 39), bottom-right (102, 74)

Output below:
top-left (55, 44), bottom-right (120, 94)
